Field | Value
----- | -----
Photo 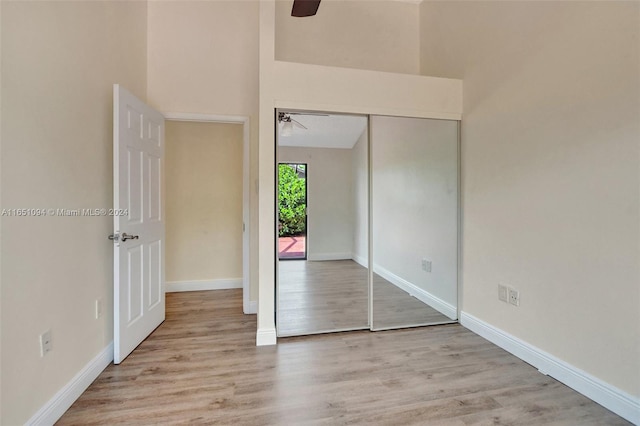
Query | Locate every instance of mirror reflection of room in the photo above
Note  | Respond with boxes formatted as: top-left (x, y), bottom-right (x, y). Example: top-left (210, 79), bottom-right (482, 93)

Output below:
top-left (276, 111), bottom-right (460, 337)
top-left (277, 111), bottom-right (369, 336)
top-left (371, 115), bottom-right (459, 330)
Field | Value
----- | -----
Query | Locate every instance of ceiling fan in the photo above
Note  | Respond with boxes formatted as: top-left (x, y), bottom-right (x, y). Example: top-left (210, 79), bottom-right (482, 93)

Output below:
top-left (279, 112), bottom-right (307, 128)
top-left (291, 0), bottom-right (321, 17)
top-left (278, 112), bottom-right (307, 136)
top-left (278, 112), bottom-right (330, 136)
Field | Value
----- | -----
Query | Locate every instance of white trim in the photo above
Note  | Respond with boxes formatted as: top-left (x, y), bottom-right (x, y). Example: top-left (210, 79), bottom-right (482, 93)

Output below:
top-left (351, 253), bottom-right (368, 269)
top-left (460, 312), bottom-right (640, 425)
top-left (164, 112), bottom-right (248, 124)
top-left (307, 252), bottom-right (352, 261)
top-left (256, 328), bottom-right (277, 346)
top-left (26, 342), bottom-right (114, 426)
top-left (374, 264), bottom-right (457, 320)
top-left (241, 118), bottom-right (252, 316)
top-left (244, 300), bottom-right (258, 315)
top-left (164, 112), bottom-right (252, 317)
top-left (166, 278), bottom-right (242, 293)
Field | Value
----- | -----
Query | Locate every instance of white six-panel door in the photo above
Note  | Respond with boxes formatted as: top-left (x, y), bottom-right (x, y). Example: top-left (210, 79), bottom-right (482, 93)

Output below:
top-left (113, 84), bottom-right (165, 364)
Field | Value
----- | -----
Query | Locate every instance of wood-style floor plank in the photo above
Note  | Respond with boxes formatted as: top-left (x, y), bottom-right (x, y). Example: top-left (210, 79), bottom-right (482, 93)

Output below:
top-left (278, 260), bottom-right (452, 336)
top-left (57, 290), bottom-right (629, 425)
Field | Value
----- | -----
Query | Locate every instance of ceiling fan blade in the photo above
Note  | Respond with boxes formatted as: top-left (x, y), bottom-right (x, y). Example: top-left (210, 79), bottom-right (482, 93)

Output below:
top-left (288, 112), bottom-right (329, 117)
top-left (291, 0), bottom-right (321, 17)
top-left (291, 119), bottom-right (307, 130)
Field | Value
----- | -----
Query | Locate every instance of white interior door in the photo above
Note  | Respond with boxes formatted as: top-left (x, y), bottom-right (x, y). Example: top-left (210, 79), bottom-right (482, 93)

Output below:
top-left (112, 84), bottom-right (165, 364)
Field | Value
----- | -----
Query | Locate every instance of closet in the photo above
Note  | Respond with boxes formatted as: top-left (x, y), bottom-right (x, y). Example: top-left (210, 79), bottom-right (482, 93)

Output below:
top-left (276, 111), bottom-right (459, 336)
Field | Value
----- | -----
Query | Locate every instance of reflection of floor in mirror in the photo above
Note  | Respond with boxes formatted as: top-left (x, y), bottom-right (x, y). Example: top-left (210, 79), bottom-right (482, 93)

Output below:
top-left (277, 260), bottom-right (453, 337)
top-left (278, 260), bottom-right (368, 336)
top-left (372, 273), bottom-right (453, 329)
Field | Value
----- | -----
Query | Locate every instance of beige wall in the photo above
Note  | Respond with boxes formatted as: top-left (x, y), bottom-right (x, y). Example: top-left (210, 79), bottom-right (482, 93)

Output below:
top-left (166, 121), bottom-right (243, 283)
top-left (275, 0), bottom-right (419, 75)
top-left (0, 1), bottom-right (147, 424)
top-left (420, 1), bottom-right (640, 397)
top-left (278, 146), bottom-right (354, 259)
top-left (147, 0), bottom-right (260, 299)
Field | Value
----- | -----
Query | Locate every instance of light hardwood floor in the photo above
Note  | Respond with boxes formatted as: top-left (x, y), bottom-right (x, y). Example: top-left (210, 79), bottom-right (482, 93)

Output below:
top-left (278, 260), bottom-right (452, 336)
top-left (278, 260), bottom-right (368, 335)
top-left (58, 290), bottom-right (629, 425)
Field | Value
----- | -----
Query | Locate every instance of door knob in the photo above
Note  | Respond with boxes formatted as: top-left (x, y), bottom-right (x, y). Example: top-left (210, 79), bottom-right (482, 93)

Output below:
top-left (108, 232), bottom-right (139, 242)
top-left (121, 232), bottom-right (139, 242)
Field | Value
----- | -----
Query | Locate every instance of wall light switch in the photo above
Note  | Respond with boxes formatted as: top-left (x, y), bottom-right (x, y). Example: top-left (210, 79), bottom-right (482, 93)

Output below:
top-left (421, 258), bottom-right (432, 273)
top-left (95, 298), bottom-right (103, 319)
top-left (498, 285), bottom-right (508, 302)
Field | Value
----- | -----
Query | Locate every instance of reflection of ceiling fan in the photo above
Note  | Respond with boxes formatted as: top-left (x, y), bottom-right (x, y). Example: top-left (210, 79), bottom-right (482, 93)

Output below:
top-left (278, 112), bottom-right (329, 136)
top-left (291, 0), bottom-right (321, 17)
top-left (278, 112), bottom-right (307, 137)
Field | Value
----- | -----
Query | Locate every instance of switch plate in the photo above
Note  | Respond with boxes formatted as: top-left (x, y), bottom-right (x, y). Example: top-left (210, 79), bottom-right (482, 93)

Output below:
top-left (421, 258), bottom-right (432, 273)
top-left (498, 285), bottom-right (508, 302)
top-left (40, 330), bottom-right (52, 357)
top-left (95, 298), bottom-right (103, 319)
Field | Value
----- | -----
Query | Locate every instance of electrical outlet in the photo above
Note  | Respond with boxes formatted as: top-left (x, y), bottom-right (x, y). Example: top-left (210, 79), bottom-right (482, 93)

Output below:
top-left (95, 298), bottom-right (103, 319)
top-left (498, 285), bottom-right (508, 302)
top-left (508, 288), bottom-right (520, 306)
top-left (421, 258), bottom-right (432, 273)
top-left (40, 330), bottom-right (52, 357)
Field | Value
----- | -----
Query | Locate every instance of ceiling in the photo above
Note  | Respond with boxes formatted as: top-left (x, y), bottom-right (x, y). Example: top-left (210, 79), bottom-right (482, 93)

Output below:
top-left (278, 112), bottom-right (367, 149)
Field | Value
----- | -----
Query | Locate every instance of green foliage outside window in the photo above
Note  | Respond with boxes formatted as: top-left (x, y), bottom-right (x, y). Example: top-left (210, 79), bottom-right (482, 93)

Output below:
top-left (278, 164), bottom-right (306, 237)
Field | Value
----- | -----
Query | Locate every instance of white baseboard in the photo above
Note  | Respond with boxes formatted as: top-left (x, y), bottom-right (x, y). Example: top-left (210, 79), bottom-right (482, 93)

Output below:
top-left (351, 253), bottom-right (368, 268)
top-left (26, 342), bottom-right (114, 426)
top-left (244, 300), bottom-right (258, 314)
top-left (460, 312), bottom-right (640, 425)
top-left (307, 252), bottom-right (352, 261)
top-left (166, 278), bottom-right (242, 293)
top-left (374, 265), bottom-right (457, 320)
top-left (256, 328), bottom-right (277, 346)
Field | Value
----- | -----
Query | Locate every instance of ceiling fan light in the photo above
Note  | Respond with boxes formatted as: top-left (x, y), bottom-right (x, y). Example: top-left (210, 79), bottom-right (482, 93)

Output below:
top-left (281, 121), bottom-right (293, 137)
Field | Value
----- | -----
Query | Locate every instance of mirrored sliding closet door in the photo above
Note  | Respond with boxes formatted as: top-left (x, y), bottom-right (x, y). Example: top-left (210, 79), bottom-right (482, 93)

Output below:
top-left (276, 111), bottom-right (370, 336)
top-left (370, 116), bottom-right (459, 330)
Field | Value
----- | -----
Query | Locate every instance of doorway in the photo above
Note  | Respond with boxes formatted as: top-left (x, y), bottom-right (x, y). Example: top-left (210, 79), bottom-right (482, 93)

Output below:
top-left (278, 163), bottom-right (307, 260)
top-left (164, 113), bottom-right (253, 314)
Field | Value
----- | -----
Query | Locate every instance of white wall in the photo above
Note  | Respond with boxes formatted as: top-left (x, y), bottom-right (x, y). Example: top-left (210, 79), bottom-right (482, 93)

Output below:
top-left (420, 1), bottom-right (640, 398)
top-left (351, 130), bottom-right (368, 265)
top-left (0, 2), bottom-right (148, 423)
top-left (278, 146), bottom-right (353, 259)
top-left (371, 116), bottom-right (458, 312)
top-left (275, 0), bottom-right (419, 75)
top-left (165, 121), bottom-right (243, 284)
top-left (147, 0), bottom-right (260, 300)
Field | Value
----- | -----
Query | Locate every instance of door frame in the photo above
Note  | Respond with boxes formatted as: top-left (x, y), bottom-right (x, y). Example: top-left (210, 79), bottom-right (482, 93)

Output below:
top-left (164, 112), bottom-right (253, 314)
top-left (277, 162), bottom-right (308, 261)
